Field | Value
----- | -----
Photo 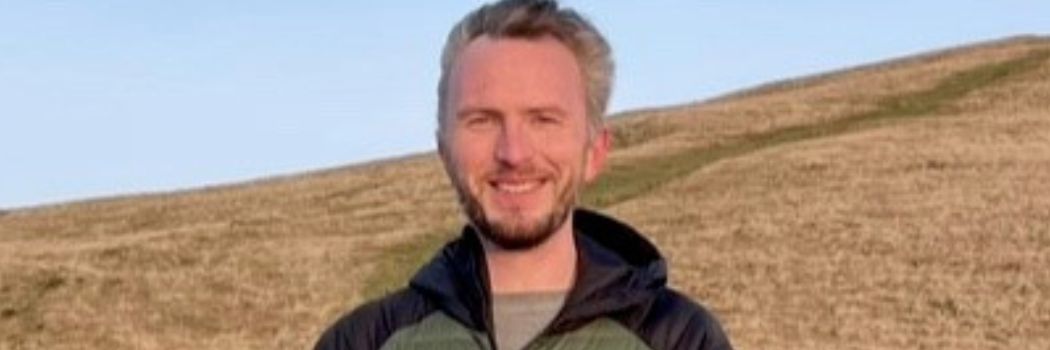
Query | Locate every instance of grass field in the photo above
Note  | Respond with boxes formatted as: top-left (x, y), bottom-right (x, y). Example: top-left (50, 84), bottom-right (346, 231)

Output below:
top-left (2, 36), bottom-right (1048, 349)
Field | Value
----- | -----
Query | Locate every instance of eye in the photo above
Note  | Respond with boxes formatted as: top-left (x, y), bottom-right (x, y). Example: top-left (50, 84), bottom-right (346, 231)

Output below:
top-left (463, 113), bottom-right (497, 128)
top-left (466, 115), bottom-right (489, 125)
top-left (532, 113), bottom-right (561, 126)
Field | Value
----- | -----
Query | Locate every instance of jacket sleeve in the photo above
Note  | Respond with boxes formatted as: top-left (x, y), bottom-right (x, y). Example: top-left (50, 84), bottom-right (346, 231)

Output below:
top-left (313, 299), bottom-right (387, 350)
top-left (636, 289), bottom-right (734, 350)
top-left (676, 303), bottom-right (732, 350)
top-left (313, 289), bottom-right (431, 350)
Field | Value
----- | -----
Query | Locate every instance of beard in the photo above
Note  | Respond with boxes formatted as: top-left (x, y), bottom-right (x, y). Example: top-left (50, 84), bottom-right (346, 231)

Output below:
top-left (450, 168), bottom-right (580, 251)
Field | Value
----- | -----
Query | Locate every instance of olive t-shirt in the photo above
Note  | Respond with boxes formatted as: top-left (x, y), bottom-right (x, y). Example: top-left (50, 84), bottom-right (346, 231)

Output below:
top-left (491, 291), bottom-right (568, 350)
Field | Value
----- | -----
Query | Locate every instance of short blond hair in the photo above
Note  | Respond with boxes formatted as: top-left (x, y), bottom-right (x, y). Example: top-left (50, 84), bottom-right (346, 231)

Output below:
top-left (436, 0), bottom-right (614, 136)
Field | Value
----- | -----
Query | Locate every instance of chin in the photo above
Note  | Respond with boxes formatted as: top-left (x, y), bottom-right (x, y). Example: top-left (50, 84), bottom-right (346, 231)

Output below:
top-left (453, 174), bottom-right (577, 251)
top-left (475, 207), bottom-right (567, 251)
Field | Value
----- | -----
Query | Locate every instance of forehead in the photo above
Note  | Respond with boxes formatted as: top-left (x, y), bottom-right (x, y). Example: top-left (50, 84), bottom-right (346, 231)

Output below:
top-left (448, 35), bottom-right (585, 112)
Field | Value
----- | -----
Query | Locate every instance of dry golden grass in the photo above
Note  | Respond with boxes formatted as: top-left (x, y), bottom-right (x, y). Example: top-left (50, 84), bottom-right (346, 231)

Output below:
top-left (1, 36), bottom-right (1048, 349)
top-left (609, 39), bottom-right (1050, 349)
top-left (1, 157), bottom-right (457, 349)
top-left (612, 109), bottom-right (1050, 349)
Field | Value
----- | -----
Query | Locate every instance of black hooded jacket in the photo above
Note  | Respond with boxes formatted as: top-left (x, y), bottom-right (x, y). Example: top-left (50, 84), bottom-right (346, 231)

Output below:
top-left (314, 209), bottom-right (732, 349)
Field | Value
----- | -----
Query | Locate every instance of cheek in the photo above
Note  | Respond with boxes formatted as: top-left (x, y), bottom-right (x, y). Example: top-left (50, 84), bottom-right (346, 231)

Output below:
top-left (543, 135), bottom-right (589, 165)
top-left (449, 137), bottom-right (495, 177)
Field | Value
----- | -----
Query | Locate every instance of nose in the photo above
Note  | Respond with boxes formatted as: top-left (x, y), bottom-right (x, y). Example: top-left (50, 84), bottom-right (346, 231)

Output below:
top-left (495, 120), bottom-right (533, 168)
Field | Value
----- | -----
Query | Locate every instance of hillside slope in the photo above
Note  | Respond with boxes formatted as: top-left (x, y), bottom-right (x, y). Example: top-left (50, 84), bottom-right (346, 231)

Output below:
top-left (2, 36), bottom-right (1048, 349)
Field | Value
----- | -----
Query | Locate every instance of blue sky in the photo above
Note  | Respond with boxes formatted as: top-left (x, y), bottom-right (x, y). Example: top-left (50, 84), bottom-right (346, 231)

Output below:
top-left (2, 1), bottom-right (1049, 209)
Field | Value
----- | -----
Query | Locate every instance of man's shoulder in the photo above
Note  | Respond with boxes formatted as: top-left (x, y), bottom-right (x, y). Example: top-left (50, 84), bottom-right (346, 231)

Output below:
top-left (313, 288), bottom-right (435, 350)
top-left (635, 288), bottom-right (734, 350)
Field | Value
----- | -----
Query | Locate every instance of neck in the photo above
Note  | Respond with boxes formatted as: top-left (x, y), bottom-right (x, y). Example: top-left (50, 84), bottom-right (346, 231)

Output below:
top-left (483, 215), bottom-right (578, 295)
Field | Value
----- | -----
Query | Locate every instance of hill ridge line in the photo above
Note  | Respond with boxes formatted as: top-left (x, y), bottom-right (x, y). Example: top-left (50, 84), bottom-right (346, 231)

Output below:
top-left (603, 36), bottom-right (1049, 123)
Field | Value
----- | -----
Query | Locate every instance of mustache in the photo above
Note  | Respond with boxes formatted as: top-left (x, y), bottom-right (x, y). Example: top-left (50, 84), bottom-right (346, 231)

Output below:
top-left (482, 161), bottom-right (554, 179)
top-left (484, 167), bottom-right (553, 181)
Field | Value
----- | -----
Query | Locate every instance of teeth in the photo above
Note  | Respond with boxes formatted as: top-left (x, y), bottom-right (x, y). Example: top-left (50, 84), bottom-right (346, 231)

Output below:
top-left (495, 181), bottom-right (541, 193)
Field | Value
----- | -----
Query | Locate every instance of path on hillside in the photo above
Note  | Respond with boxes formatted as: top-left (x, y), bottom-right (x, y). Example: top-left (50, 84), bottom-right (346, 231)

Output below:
top-left (583, 48), bottom-right (1050, 207)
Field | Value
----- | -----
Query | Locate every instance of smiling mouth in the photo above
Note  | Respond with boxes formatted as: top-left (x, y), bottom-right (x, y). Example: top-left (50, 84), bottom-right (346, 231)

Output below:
top-left (489, 178), bottom-right (546, 194)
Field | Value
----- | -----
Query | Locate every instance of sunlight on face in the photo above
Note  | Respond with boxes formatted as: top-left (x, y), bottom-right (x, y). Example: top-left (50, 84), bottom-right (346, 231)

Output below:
top-left (440, 36), bottom-right (604, 250)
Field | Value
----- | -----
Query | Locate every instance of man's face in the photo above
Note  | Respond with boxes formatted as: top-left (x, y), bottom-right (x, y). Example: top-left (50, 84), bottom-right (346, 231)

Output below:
top-left (439, 36), bottom-right (608, 250)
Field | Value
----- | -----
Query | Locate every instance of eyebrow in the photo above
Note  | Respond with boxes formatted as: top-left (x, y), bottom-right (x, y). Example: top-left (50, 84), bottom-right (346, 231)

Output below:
top-left (525, 106), bottom-right (568, 117)
top-left (455, 107), bottom-right (500, 120)
top-left (453, 103), bottom-right (573, 123)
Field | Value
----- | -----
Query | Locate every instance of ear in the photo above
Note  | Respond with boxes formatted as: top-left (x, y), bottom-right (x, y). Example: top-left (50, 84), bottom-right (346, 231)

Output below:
top-left (583, 127), bottom-right (611, 183)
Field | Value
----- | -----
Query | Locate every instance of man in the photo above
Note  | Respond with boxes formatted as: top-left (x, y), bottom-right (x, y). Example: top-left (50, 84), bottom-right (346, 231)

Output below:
top-left (315, 1), bottom-right (732, 349)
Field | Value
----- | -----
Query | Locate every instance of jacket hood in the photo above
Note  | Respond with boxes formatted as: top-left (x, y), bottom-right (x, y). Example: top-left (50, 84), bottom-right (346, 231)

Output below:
top-left (408, 208), bottom-right (668, 333)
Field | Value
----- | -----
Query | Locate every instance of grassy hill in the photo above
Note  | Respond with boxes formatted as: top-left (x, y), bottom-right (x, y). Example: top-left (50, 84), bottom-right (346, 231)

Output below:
top-left (2, 35), bottom-right (1049, 349)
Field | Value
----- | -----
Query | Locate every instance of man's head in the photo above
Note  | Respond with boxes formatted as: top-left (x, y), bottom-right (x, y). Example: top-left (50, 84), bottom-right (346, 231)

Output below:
top-left (436, 0), bottom-right (614, 250)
